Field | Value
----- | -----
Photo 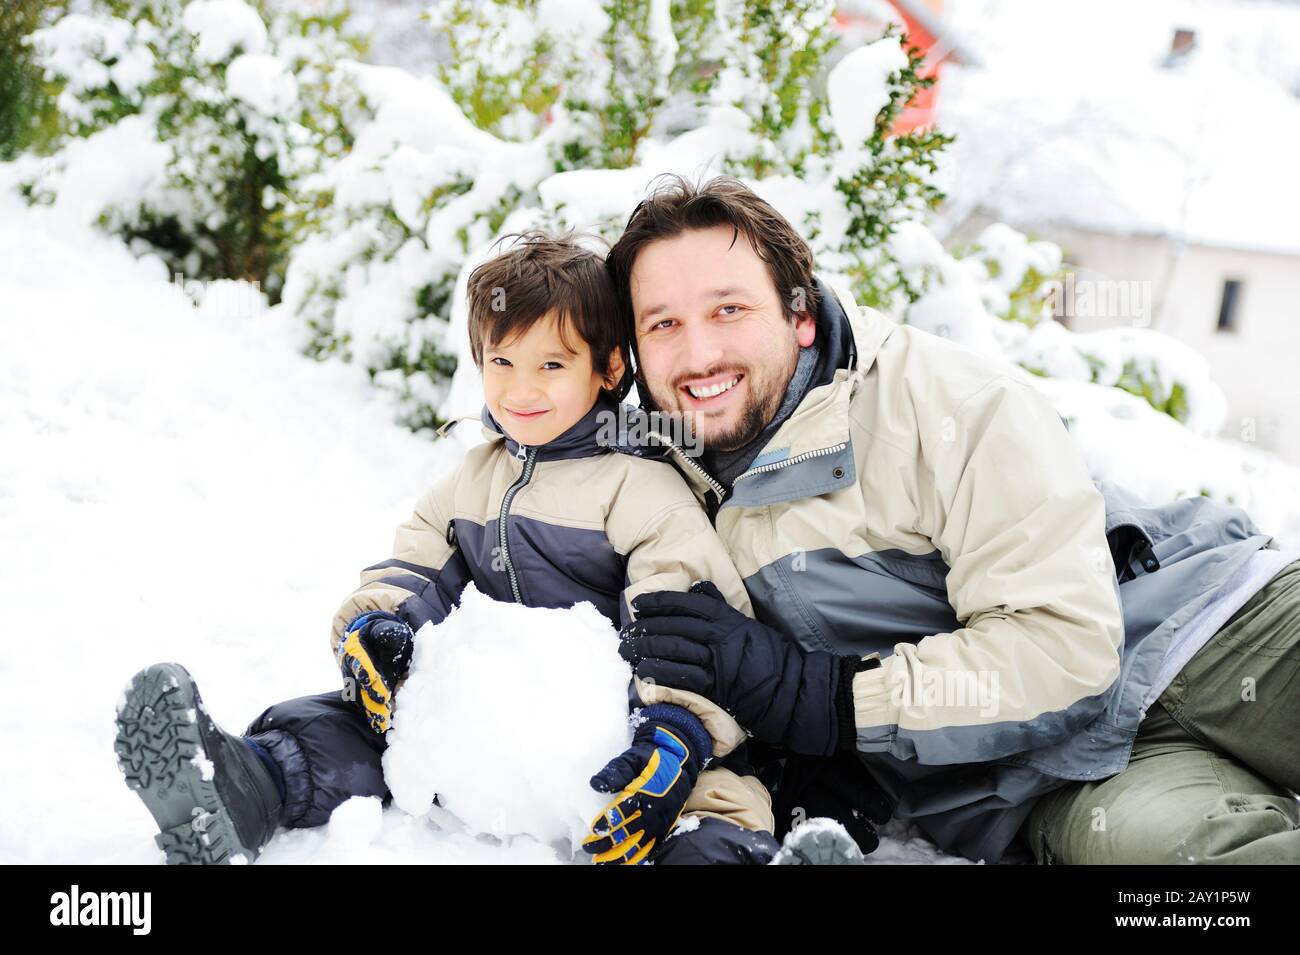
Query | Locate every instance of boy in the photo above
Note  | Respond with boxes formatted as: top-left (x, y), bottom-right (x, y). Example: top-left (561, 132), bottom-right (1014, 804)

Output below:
top-left (114, 232), bottom-right (779, 865)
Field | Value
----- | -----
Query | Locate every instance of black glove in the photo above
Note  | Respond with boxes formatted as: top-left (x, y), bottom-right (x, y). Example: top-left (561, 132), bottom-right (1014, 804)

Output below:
top-left (621, 581), bottom-right (878, 756)
top-left (337, 611), bottom-right (415, 733)
top-left (772, 751), bottom-right (894, 855)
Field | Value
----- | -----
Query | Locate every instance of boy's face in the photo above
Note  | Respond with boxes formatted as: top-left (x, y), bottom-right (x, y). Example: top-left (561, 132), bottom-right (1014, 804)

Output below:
top-left (483, 310), bottom-right (624, 448)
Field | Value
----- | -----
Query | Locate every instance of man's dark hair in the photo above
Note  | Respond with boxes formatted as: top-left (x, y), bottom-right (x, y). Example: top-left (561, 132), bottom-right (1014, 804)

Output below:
top-left (466, 230), bottom-right (630, 399)
top-left (605, 175), bottom-right (820, 340)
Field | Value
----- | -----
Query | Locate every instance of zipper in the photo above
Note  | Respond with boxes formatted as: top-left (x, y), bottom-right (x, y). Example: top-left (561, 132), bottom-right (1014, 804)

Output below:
top-left (666, 444), bottom-right (726, 499)
top-left (498, 445), bottom-right (537, 603)
top-left (635, 428), bottom-right (727, 499)
top-left (732, 442), bottom-right (849, 482)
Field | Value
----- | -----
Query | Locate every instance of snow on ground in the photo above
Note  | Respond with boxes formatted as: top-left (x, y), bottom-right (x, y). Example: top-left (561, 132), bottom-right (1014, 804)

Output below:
top-left (0, 180), bottom-right (438, 864)
top-left (0, 182), bottom-right (969, 864)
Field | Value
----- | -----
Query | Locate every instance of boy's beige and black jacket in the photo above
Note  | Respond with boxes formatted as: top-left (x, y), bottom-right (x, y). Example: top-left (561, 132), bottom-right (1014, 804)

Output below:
top-left (328, 390), bottom-right (775, 834)
top-left (329, 389), bottom-right (756, 646)
top-left (648, 277), bottom-right (1278, 863)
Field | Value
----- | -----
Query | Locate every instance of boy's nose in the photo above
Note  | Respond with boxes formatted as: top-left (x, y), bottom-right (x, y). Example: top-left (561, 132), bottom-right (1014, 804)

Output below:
top-left (505, 383), bottom-right (546, 404)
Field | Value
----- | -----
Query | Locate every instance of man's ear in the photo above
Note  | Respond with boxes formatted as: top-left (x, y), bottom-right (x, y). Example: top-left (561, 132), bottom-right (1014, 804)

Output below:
top-left (794, 310), bottom-right (816, 347)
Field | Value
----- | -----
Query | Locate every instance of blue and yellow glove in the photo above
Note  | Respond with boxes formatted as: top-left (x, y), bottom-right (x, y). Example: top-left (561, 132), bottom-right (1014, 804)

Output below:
top-left (337, 610), bottom-right (415, 734)
top-left (583, 703), bottom-right (711, 865)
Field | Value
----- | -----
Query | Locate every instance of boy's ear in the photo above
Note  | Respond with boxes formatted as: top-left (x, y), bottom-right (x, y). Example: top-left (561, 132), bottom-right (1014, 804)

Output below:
top-left (602, 348), bottom-right (627, 391)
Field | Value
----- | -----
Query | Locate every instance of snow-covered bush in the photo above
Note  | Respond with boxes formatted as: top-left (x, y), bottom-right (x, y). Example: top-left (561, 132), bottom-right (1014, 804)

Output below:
top-left (278, 62), bottom-right (565, 431)
top-left (21, 0), bottom-right (365, 299)
top-left (286, 2), bottom-right (962, 430)
top-left (886, 217), bottom-right (1224, 433)
top-left (7, 0), bottom-right (1237, 440)
top-left (0, 0), bottom-right (63, 161)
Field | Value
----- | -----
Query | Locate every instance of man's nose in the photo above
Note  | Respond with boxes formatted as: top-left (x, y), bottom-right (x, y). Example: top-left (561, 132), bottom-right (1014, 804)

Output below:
top-left (679, 318), bottom-right (727, 373)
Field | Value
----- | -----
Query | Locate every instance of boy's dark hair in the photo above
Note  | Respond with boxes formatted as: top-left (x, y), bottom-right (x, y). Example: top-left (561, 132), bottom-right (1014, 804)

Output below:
top-left (605, 175), bottom-right (820, 341)
top-left (466, 231), bottom-right (630, 400)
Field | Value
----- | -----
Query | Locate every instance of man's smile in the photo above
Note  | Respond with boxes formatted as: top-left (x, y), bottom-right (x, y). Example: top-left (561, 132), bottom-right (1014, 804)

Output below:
top-left (679, 372), bottom-right (745, 410)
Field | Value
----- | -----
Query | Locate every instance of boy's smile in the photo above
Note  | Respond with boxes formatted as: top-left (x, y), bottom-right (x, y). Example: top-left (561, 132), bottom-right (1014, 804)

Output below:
top-left (483, 310), bottom-right (624, 447)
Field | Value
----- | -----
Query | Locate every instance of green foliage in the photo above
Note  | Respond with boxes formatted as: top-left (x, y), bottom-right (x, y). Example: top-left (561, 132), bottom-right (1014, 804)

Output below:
top-left (721, 0), bottom-right (840, 179)
top-left (23, 0), bottom-right (364, 301)
top-left (291, 0), bottom-right (959, 432)
top-left (0, 0), bottom-right (64, 160)
top-left (833, 30), bottom-right (952, 311)
top-left (427, 0), bottom-right (567, 139)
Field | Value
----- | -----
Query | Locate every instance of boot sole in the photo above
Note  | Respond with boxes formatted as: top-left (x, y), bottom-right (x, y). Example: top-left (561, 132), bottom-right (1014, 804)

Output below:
top-left (773, 823), bottom-right (867, 865)
top-left (114, 663), bottom-right (257, 865)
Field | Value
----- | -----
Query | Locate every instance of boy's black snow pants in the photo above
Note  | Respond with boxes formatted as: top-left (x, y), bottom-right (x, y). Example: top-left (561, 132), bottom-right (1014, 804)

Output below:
top-left (244, 691), bottom-right (388, 830)
top-left (242, 690), bottom-right (779, 864)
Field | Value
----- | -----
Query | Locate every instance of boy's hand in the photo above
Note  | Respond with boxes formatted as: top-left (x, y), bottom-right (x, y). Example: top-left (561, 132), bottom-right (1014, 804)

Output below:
top-left (583, 704), bottom-right (710, 865)
top-left (337, 611), bottom-right (414, 734)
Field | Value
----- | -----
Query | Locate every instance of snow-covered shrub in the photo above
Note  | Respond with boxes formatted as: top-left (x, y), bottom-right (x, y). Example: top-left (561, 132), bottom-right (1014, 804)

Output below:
top-left (22, 0), bottom-right (365, 299)
top-left (884, 216), bottom-right (1224, 432)
top-left (278, 62), bottom-right (569, 431)
top-left (287, 2), bottom-right (959, 431)
top-left (426, 0), bottom-right (577, 143)
top-left (17, 0), bottom-right (1224, 437)
top-left (0, 0), bottom-right (63, 161)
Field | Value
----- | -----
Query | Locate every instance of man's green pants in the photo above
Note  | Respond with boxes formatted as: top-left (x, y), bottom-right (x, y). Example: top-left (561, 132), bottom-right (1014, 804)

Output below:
top-left (1023, 558), bottom-right (1300, 864)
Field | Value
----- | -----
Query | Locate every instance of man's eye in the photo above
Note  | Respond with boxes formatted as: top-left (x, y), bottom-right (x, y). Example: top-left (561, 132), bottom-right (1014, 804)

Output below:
top-left (719, 304), bottom-right (742, 316)
top-left (649, 319), bottom-right (674, 332)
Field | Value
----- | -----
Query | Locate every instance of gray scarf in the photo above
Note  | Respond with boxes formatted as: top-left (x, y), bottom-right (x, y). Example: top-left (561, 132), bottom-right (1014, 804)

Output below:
top-left (701, 340), bottom-right (821, 490)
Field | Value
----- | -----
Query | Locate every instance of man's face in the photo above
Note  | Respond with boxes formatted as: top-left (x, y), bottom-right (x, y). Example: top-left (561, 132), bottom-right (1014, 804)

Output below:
top-left (629, 224), bottom-right (816, 452)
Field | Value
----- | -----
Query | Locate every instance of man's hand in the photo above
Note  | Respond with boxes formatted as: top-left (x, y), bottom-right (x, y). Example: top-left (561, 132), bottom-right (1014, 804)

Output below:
top-left (583, 703), bottom-right (711, 865)
top-left (621, 581), bottom-right (873, 756)
top-left (773, 752), bottom-right (894, 855)
top-left (337, 611), bottom-right (414, 734)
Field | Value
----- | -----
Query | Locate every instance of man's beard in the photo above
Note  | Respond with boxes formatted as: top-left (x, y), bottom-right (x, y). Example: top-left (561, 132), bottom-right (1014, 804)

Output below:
top-left (650, 347), bottom-right (797, 454)
top-left (702, 380), bottom-right (783, 452)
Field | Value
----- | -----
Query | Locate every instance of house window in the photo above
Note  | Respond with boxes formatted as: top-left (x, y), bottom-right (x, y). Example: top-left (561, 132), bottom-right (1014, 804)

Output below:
top-left (1216, 278), bottom-right (1242, 332)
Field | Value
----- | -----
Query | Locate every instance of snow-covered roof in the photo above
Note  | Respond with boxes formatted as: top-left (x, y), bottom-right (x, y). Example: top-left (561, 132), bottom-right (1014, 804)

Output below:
top-left (934, 0), bottom-right (1300, 257)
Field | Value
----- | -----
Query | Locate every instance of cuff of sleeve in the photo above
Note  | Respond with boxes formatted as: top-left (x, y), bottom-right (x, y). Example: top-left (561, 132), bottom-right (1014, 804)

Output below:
top-left (837, 654), bottom-right (889, 752)
top-left (345, 610), bottom-right (400, 635)
top-left (847, 654), bottom-right (899, 748)
top-left (633, 676), bottom-right (748, 759)
top-left (640, 703), bottom-right (713, 771)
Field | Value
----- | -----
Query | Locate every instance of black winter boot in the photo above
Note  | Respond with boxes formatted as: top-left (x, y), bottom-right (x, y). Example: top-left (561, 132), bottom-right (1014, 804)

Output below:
top-left (115, 663), bottom-right (284, 864)
top-left (771, 819), bottom-right (867, 865)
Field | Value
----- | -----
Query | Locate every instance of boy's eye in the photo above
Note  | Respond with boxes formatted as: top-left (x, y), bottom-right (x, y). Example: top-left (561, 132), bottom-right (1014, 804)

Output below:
top-left (542, 361), bottom-right (564, 370)
top-left (490, 357), bottom-right (511, 366)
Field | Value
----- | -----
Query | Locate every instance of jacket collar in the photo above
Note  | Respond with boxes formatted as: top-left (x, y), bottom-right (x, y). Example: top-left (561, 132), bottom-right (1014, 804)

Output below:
top-left (479, 388), bottom-right (666, 463)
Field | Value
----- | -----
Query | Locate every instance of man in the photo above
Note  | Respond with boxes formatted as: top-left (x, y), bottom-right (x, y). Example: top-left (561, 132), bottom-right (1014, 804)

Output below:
top-left (606, 174), bottom-right (1300, 864)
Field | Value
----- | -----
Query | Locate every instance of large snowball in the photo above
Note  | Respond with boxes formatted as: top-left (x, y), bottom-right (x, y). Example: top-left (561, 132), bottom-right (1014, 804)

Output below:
top-left (383, 584), bottom-right (633, 854)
